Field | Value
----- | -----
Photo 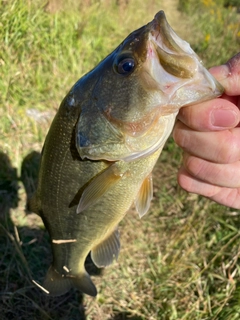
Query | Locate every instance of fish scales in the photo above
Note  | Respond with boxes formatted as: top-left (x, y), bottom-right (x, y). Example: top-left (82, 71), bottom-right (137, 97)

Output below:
top-left (30, 11), bottom-right (224, 296)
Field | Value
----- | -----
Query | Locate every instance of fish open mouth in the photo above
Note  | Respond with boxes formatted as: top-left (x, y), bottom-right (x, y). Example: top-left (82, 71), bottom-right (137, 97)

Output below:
top-left (145, 10), bottom-right (223, 105)
top-left (149, 11), bottom-right (198, 79)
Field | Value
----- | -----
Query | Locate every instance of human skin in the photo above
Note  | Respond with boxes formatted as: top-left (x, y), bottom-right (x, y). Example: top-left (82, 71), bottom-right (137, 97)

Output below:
top-left (173, 53), bottom-right (240, 208)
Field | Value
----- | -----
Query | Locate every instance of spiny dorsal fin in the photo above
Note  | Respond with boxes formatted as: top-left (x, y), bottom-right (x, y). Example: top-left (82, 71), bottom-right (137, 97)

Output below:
top-left (135, 173), bottom-right (153, 218)
top-left (77, 164), bottom-right (123, 213)
top-left (91, 228), bottom-right (120, 268)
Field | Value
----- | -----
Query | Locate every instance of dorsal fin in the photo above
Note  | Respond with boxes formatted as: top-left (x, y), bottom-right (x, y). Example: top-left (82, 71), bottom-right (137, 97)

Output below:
top-left (135, 174), bottom-right (153, 218)
top-left (91, 228), bottom-right (120, 268)
top-left (27, 193), bottom-right (41, 216)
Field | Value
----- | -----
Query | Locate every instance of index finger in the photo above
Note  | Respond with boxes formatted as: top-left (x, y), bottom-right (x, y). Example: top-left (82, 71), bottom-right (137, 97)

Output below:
top-left (176, 98), bottom-right (239, 131)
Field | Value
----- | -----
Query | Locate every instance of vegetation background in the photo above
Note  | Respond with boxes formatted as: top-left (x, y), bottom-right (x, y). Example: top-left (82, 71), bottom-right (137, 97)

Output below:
top-left (0, 0), bottom-right (240, 319)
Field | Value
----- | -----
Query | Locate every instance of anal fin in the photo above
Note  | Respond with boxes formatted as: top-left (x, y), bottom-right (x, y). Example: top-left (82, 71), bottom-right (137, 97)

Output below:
top-left (91, 228), bottom-right (120, 268)
top-left (135, 173), bottom-right (153, 218)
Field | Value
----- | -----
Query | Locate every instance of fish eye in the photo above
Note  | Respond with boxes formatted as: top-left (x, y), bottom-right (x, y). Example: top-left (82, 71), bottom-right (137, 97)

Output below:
top-left (115, 57), bottom-right (135, 75)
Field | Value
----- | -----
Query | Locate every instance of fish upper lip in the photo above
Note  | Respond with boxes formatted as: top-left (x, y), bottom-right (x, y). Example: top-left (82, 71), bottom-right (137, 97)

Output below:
top-left (151, 10), bottom-right (185, 54)
top-left (147, 11), bottom-right (224, 97)
top-left (148, 11), bottom-right (199, 80)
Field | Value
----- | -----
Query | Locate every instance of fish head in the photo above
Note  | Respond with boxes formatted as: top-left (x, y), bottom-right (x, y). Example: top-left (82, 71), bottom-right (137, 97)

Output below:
top-left (76, 11), bottom-right (224, 161)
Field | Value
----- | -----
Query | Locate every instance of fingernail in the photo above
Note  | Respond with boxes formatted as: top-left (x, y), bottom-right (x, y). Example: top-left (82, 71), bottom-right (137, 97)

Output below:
top-left (211, 109), bottom-right (238, 128)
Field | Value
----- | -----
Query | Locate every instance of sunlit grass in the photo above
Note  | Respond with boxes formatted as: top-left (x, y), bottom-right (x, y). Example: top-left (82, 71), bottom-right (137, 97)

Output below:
top-left (178, 0), bottom-right (240, 67)
top-left (0, 0), bottom-right (240, 319)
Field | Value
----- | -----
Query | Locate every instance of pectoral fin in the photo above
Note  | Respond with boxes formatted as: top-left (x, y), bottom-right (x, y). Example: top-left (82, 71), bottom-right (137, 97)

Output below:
top-left (77, 164), bottom-right (123, 213)
top-left (135, 174), bottom-right (153, 218)
top-left (91, 228), bottom-right (120, 268)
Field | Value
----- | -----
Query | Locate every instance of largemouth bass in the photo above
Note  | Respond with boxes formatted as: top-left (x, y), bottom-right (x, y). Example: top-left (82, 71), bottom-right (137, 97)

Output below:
top-left (31, 11), bottom-right (223, 297)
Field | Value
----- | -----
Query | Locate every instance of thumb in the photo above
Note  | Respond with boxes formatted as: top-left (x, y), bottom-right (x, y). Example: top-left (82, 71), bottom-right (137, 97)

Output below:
top-left (209, 52), bottom-right (240, 96)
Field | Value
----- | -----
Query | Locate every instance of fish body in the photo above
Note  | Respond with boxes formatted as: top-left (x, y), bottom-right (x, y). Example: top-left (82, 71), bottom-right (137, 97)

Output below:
top-left (31, 11), bottom-right (223, 296)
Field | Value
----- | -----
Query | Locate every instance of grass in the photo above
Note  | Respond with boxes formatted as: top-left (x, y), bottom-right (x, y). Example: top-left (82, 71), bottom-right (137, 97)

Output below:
top-left (0, 0), bottom-right (240, 319)
top-left (178, 0), bottom-right (240, 67)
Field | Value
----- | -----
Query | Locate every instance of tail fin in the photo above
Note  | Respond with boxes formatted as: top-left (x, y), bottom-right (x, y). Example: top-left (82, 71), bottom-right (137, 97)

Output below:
top-left (70, 271), bottom-right (97, 297)
top-left (41, 265), bottom-right (97, 297)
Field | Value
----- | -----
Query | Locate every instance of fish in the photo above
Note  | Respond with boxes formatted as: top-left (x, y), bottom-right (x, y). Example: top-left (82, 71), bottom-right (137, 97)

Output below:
top-left (30, 10), bottom-right (224, 297)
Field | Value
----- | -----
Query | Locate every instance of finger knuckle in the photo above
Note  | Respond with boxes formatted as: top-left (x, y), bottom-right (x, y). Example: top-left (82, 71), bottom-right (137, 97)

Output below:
top-left (220, 133), bottom-right (240, 163)
top-left (173, 125), bottom-right (190, 150)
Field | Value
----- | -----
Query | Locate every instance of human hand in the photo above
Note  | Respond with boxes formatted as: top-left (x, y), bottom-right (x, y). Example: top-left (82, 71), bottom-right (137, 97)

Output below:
top-left (173, 53), bottom-right (240, 208)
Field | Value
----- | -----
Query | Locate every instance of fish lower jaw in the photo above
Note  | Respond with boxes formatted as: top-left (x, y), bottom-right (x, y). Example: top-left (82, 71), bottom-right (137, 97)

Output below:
top-left (123, 112), bottom-right (178, 162)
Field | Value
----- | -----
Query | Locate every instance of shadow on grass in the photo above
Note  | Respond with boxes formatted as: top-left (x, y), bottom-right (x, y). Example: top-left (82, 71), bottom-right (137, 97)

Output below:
top-left (0, 150), bottom-right (100, 320)
top-left (111, 312), bottom-right (143, 320)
